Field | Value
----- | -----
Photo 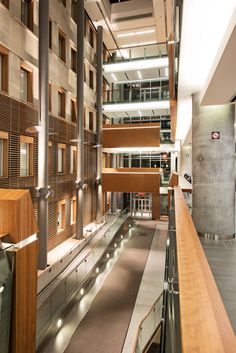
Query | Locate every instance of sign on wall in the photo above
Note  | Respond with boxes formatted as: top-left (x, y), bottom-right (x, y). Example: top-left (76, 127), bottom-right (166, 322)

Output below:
top-left (211, 131), bottom-right (220, 140)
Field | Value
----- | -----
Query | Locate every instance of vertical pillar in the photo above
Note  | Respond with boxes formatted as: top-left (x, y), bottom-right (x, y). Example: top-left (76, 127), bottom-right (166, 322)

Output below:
top-left (96, 26), bottom-right (103, 221)
top-left (110, 154), bottom-right (117, 213)
top-left (192, 94), bottom-right (235, 239)
top-left (76, 0), bottom-right (85, 239)
top-left (38, 0), bottom-right (49, 269)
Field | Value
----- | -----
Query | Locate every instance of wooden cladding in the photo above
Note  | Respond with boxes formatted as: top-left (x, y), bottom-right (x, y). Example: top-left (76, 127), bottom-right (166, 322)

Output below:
top-left (10, 240), bottom-right (38, 353)
top-left (174, 186), bottom-right (236, 353)
top-left (102, 168), bottom-right (160, 193)
top-left (102, 123), bottom-right (160, 148)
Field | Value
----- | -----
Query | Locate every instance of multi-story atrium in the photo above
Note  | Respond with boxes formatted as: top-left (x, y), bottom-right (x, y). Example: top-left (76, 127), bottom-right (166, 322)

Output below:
top-left (0, 1), bottom-right (235, 353)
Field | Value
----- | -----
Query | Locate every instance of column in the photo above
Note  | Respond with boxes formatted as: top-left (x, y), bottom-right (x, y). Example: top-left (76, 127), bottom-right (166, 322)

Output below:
top-left (192, 94), bottom-right (235, 239)
top-left (38, 0), bottom-right (49, 269)
top-left (96, 26), bottom-right (103, 221)
top-left (110, 154), bottom-right (117, 213)
top-left (76, 0), bottom-right (85, 238)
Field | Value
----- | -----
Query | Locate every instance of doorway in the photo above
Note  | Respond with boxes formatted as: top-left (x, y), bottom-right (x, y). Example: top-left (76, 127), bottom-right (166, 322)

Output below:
top-left (130, 193), bottom-right (152, 219)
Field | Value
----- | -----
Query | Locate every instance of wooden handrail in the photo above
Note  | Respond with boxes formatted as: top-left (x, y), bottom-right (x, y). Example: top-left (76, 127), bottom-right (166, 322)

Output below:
top-left (174, 186), bottom-right (236, 353)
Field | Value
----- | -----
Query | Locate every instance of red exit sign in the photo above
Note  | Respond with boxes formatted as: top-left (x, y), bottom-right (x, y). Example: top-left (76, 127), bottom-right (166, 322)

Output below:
top-left (211, 131), bottom-right (220, 140)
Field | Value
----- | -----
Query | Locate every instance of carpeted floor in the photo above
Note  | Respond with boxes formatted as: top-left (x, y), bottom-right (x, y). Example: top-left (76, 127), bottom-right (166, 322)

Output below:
top-left (64, 220), bottom-right (156, 353)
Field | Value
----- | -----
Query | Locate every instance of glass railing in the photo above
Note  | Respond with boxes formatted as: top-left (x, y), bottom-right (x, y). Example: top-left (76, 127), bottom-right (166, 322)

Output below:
top-left (103, 86), bottom-right (169, 104)
top-left (0, 247), bottom-right (14, 353)
top-left (134, 292), bottom-right (164, 353)
top-left (105, 43), bottom-right (167, 63)
top-left (36, 208), bottom-right (130, 347)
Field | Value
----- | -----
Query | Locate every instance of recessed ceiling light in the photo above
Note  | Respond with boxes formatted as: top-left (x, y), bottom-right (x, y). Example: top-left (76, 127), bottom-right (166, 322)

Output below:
top-left (137, 71), bottom-right (142, 79)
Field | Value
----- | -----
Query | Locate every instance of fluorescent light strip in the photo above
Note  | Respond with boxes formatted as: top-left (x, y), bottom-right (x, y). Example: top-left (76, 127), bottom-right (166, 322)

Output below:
top-left (103, 126), bottom-right (160, 130)
top-left (137, 70), bottom-right (142, 79)
top-left (115, 77), bottom-right (169, 84)
top-left (102, 172), bottom-right (160, 175)
top-left (138, 110), bottom-right (142, 116)
top-left (104, 57), bottom-right (169, 73)
top-left (117, 29), bottom-right (155, 38)
top-left (103, 100), bottom-right (170, 112)
top-left (121, 41), bottom-right (156, 48)
top-left (111, 73), bottom-right (117, 81)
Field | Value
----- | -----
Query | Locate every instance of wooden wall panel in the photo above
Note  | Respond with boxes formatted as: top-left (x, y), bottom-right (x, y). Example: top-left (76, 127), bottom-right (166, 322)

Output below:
top-left (152, 193), bottom-right (160, 219)
top-left (10, 240), bottom-right (38, 353)
top-left (102, 123), bottom-right (160, 148)
top-left (102, 172), bottom-right (160, 193)
top-left (0, 93), bottom-right (98, 250)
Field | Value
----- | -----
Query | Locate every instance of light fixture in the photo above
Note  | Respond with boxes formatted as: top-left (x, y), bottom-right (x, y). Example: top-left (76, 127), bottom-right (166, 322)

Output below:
top-left (103, 100), bottom-right (170, 112)
top-left (138, 110), bottom-right (142, 116)
top-left (0, 284), bottom-right (5, 293)
top-left (57, 319), bottom-right (63, 328)
top-left (106, 253), bottom-right (110, 259)
top-left (121, 235), bottom-right (123, 239)
top-left (137, 71), bottom-right (142, 80)
top-left (104, 57), bottom-right (168, 73)
top-left (114, 243), bottom-right (117, 248)
top-left (120, 41), bottom-right (156, 48)
top-left (111, 73), bottom-right (117, 82)
top-left (25, 125), bottom-right (42, 133)
top-left (117, 29), bottom-right (155, 38)
top-left (96, 267), bottom-right (99, 274)
top-left (80, 288), bottom-right (84, 296)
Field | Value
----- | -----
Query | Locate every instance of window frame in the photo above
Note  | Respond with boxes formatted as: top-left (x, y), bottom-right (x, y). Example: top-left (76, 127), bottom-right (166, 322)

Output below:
top-left (20, 135), bottom-right (34, 177)
top-left (58, 29), bottom-right (66, 63)
top-left (58, 87), bottom-right (66, 118)
top-left (71, 197), bottom-right (76, 224)
top-left (70, 145), bottom-right (76, 173)
top-left (58, 200), bottom-right (66, 232)
top-left (71, 47), bottom-right (77, 73)
top-left (20, 63), bottom-right (33, 103)
top-left (0, 131), bottom-right (8, 178)
top-left (57, 143), bottom-right (66, 174)
top-left (71, 98), bottom-right (77, 123)
top-left (0, 44), bottom-right (9, 93)
top-left (21, 0), bottom-right (34, 32)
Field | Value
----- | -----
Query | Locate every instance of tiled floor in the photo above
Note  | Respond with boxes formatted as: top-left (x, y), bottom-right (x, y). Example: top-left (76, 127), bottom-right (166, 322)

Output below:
top-left (200, 238), bottom-right (236, 333)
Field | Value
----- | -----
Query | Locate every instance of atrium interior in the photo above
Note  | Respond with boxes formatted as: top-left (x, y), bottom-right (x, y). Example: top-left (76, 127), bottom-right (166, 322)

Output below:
top-left (0, 1), bottom-right (236, 353)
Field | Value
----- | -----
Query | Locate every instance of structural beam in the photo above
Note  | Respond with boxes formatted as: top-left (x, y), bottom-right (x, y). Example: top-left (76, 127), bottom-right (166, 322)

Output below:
top-left (96, 25), bottom-right (103, 220)
top-left (38, 0), bottom-right (49, 269)
top-left (76, 0), bottom-right (85, 239)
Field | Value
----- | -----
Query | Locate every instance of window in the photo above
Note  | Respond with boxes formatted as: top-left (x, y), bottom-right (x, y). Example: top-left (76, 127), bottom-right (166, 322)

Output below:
top-left (58, 143), bottom-right (66, 173)
top-left (89, 69), bottom-right (94, 89)
top-left (0, 131), bottom-right (8, 177)
top-left (70, 146), bottom-right (76, 173)
top-left (71, 98), bottom-right (77, 123)
top-left (20, 65), bottom-right (33, 103)
top-left (89, 27), bottom-right (94, 48)
top-left (21, 0), bottom-right (34, 31)
top-left (89, 111), bottom-right (94, 131)
top-left (48, 141), bottom-right (52, 175)
top-left (49, 81), bottom-right (52, 112)
top-left (59, 0), bottom-right (66, 7)
top-left (0, 45), bottom-right (8, 92)
top-left (0, 0), bottom-right (9, 8)
top-left (49, 19), bottom-right (52, 50)
top-left (58, 30), bottom-right (66, 62)
top-left (58, 88), bottom-right (66, 118)
top-left (58, 200), bottom-right (66, 232)
top-left (71, 197), bottom-right (76, 224)
top-left (71, 0), bottom-right (77, 22)
top-left (20, 135), bottom-right (33, 176)
top-left (84, 64), bottom-right (86, 83)
top-left (71, 47), bottom-right (77, 73)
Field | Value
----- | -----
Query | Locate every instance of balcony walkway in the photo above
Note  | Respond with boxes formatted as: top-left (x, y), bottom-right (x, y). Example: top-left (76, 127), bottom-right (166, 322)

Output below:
top-left (39, 219), bottom-right (167, 353)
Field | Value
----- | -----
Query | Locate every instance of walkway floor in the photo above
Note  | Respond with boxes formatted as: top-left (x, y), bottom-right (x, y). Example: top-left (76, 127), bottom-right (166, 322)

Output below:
top-left (201, 238), bottom-right (236, 333)
top-left (64, 220), bottom-right (156, 353)
top-left (39, 219), bottom-right (167, 353)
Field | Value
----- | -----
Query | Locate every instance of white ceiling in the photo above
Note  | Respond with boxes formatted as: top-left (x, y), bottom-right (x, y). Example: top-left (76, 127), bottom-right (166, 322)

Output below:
top-left (176, 0), bottom-right (236, 143)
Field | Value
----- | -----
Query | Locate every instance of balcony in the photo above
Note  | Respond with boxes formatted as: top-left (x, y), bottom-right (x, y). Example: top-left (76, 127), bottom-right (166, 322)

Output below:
top-left (102, 123), bottom-right (160, 148)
